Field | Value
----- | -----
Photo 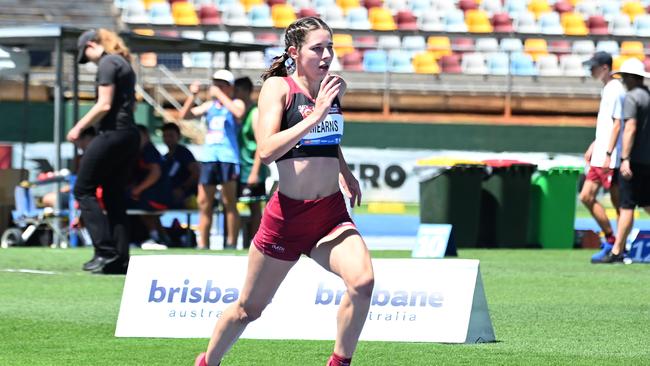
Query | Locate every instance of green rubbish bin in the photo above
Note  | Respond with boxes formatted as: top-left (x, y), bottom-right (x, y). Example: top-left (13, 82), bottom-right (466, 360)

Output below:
top-left (529, 166), bottom-right (583, 249)
top-left (479, 160), bottom-right (537, 248)
top-left (417, 158), bottom-right (486, 248)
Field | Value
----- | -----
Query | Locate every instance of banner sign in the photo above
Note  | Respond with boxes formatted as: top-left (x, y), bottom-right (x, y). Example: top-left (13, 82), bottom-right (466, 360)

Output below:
top-left (627, 230), bottom-right (650, 263)
top-left (116, 255), bottom-right (495, 343)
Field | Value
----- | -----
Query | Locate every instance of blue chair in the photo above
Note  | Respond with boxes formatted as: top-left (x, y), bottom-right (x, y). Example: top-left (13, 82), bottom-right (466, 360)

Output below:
top-left (362, 50), bottom-right (388, 72)
top-left (510, 52), bottom-right (537, 76)
top-left (596, 40), bottom-right (620, 56)
top-left (601, 2), bottom-right (621, 22)
top-left (444, 10), bottom-right (467, 32)
top-left (249, 4), bottom-right (273, 27)
top-left (487, 52), bottom-right (509, 75)
top-left (500, 38), bottom-right (523, 53)
top-left (347, 7), bottom-right (371, 30)
top-left (190, 53), bottom-right (212, 68)
top-left (634, 14), bottom-right (650, 37)
top-left (388, 50), bottom-right (414, 73)
top-left (505, 0), bottom-right (527, 14)
top-left (402, 35), bottom-right (426, 52)
top-left (149, 2), bottom-right (174, 25)
top-left (539, 12), bottom-right (564, 35)
top-left (206, 31), bottom-right (230, 42)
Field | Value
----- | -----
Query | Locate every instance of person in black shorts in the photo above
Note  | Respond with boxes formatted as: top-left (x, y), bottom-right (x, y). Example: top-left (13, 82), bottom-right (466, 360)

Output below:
top-left (597, 58), bottom-right (650, 263)
top-left (68, 29), bottom-right (140, 274)
top-left (234, 77), bottom-right (269, 247)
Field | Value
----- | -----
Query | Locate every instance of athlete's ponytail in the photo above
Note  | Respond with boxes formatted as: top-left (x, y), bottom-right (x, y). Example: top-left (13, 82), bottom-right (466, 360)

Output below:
top-left (261, 16), bottom-right (332, 81)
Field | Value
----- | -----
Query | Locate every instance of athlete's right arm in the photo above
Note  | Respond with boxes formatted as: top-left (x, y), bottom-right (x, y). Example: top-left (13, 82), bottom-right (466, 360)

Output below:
top-left (257, 75), bottom-right (341, 165)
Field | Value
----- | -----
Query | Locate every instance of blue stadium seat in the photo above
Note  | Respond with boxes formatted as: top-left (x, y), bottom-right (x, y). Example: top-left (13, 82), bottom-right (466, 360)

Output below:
top-left (206, 30), bottom-right (230, 42)
top-left (402, 35), bottom-right (427, 53)
top-left (347, 7), bottom-right (371, 30)
top-left (500, 38), bottom-right (523, 53)
top-left (189, 53), bottom-right (213, 68)
top-left (223, 3), bottom-right (250, 26)
top-left (596, 40), bottom-right (620, 56)
top-left (539, 12), bottom-right (564, 35)
top-left (505, 0), bottom-right (527, 14)
top-left (444, 10), bottom-right (468, 32)
top-left (487, 52), bottom-right (509, 75)
top-left (601, 1), bottom-right (621, 22)
top-left (388, 50), bottom-right (414, 73)
top-left (362, 50), bottom-right (388, 72)
top-left (249, 4), bottom-right (274, 27)
top-left (149, 2), bottom-right (174, 25)
top-left (633, 14), bottom-right (650, 36)
top-left (510, 52), bottom-right (537, 76)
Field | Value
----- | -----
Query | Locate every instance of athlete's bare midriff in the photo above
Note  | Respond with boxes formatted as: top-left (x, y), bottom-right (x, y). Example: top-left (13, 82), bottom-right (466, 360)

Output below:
top-left (276, 157), bottom-right (340, 200)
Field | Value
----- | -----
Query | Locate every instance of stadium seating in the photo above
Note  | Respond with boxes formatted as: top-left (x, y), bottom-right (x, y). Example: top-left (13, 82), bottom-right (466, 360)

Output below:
top-left (427, 36), bottom-right (452, 59)
top-left (524, 38), bottom-right (548, 61)
top-left (620, 41), bottom-right (645, 60)
top-left (537, 54), bottom-right (562, 76)
top-left (369, 7), bottom-right (396, 30)
top-left (402, 35), bottom-right (427, 53)
top-left (412, 51), bottom-right (440, 74)
top-left (122, 1), bottom-right (150, 23)
top-left (439, 54), bottom-right (462, 73)
top-left (487, 52), bottom-right (509, 75)
top-left (149, 2), bottom-right (174, 25)
top-left (461, 52), bottom-right (488, 74)
top-left (610, 14), bottom-right (634, 36)
top-left (510, 52), bottom-right (537, 76)
top-left (249, 4), bottom-right (273, 27)
top-left (199, 4), bottom-right (221, 25)
top-left (560, 54), bottom-right (587, 76)
top-left (333, 33), bottom-right (355, 56)
top-left (223, 3), bottom-right (249, 26)
top-left (388, 50), bottom-right (415, 73)
top-left (465, 9), bottom-right (493, 33)
top-left (171, 1), bottom-right (199, 25)
top-left (346, 7), bottom-right (371, 30)
top-left (271, 4), bottom-right (297, 27)
top-left (362, 50), bottom-right (388, 72)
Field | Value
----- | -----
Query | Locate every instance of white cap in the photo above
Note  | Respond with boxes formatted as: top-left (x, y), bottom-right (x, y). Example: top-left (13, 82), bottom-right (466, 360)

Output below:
top-left (611, 57), bottom-right (650, 78)
top-left (212, 69), bottom-right (235, 85)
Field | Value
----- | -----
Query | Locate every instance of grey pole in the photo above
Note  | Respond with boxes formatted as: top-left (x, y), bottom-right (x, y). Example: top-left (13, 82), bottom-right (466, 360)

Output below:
top-left (53, 35), bottom-right (63, 247)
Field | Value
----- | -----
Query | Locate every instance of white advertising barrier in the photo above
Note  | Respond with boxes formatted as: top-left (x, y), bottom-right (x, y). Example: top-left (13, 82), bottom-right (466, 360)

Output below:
top-left (116, 255), bottom-right (495, 343)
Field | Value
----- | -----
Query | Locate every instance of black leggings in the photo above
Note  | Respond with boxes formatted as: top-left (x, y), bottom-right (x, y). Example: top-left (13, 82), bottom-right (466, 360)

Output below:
top-left (73, 127), bottom-right (140, 259)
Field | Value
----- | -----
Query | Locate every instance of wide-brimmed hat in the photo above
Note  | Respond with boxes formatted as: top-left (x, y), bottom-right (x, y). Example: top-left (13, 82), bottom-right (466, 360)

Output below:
top-left (611, 57), bottom-right (650, 78)
top-left (77, 29), bottom-right (97, 64)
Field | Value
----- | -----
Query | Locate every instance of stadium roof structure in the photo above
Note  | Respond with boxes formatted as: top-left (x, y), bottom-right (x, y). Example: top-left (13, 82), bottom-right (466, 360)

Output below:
top-left (0, 24), bottom-right (265, 231)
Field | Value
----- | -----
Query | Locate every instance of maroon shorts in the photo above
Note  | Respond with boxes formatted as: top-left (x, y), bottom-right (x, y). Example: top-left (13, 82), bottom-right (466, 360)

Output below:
top-left (253, 190), bottom-right (355, 261)
top-left (586, 166), bottom-right (618, 190)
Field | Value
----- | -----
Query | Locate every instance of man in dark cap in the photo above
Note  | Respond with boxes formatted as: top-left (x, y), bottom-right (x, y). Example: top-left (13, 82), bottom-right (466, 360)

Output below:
top-left (580, 51), bottom-right (627, 263)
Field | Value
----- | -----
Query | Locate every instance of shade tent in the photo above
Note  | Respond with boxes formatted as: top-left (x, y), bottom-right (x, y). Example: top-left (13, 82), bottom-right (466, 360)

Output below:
top-left (0, 25), bottom-right (265, 242)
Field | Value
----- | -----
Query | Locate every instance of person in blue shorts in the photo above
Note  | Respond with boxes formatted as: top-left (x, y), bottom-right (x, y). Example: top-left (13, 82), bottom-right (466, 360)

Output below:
top-left (179, 70), bottom-right (245, 249)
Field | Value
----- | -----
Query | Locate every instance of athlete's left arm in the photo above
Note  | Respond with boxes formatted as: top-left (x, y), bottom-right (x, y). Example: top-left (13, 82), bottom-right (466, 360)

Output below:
top-left (338, 146), bottom-right (361, 207)
top-left (67, 84), bottom-right (113, 142)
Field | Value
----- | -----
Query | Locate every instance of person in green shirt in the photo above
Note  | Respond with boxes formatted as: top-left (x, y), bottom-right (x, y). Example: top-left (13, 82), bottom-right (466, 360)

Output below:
top-left (235, 77), bottom-right (269, 246)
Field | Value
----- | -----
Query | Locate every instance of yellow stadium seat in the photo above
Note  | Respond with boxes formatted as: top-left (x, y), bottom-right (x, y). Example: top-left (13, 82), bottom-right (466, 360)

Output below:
top-left (133, 28), bottom-right (155, 36)
top-left (142, 0), bottom-right (166, 10)
top-left (465, 9), bottom-right (493, 33)
top-left (426, 36), bottom-right (452, 60)
top-left (613, 55), bottom-right (630, 72)
top-left (240, 0), bottom-right (264, 12)
top-left (413, 52), bottom-right (440, 74)
top-left (271, 4), bottom-right (297, 28)
top-left (333, 33), bottom-right (355, 57)
top-left (622, 0), bottom-right (645, 22)
top-left (172, 2), bottom-right (199, 25)
top-left (369, 7), bottom-right (396, 30)
top-left (561, 12), bottom-right (588, 35)
top-left (337, 0), bottom-right (361, 14)
top-left (524, 38), bottom-right (548, 61)
top-left (528, 0), bottom-right (551, 19)
top-left (621, 41), bottom-right (645, 60)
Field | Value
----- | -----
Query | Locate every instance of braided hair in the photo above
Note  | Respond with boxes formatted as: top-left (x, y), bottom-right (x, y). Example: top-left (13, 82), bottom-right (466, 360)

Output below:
top-left (261, 17), bottom-right (332, 81)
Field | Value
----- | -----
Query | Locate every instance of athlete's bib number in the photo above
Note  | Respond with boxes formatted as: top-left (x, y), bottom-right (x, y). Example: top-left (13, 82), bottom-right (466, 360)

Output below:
top-left (206, 116), bottom-right (226, 144)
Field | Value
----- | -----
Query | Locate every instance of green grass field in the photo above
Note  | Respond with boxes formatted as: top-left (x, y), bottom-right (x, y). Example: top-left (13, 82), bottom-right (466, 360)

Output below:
top-left (1, 247), bottom-right (649, 365)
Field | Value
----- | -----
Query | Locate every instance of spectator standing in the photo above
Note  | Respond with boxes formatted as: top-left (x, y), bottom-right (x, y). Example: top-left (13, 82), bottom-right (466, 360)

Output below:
top-left (179, 70), bottom-right (246, 249)
top-left (595, 58), bottom-right (650, 263)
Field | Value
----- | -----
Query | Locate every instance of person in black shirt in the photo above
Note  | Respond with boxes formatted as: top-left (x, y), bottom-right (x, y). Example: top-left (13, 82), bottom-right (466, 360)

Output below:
top-left (161, 123), bottom-right (199, 209)
top-left (68, 29), bottom-right (140, 274)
